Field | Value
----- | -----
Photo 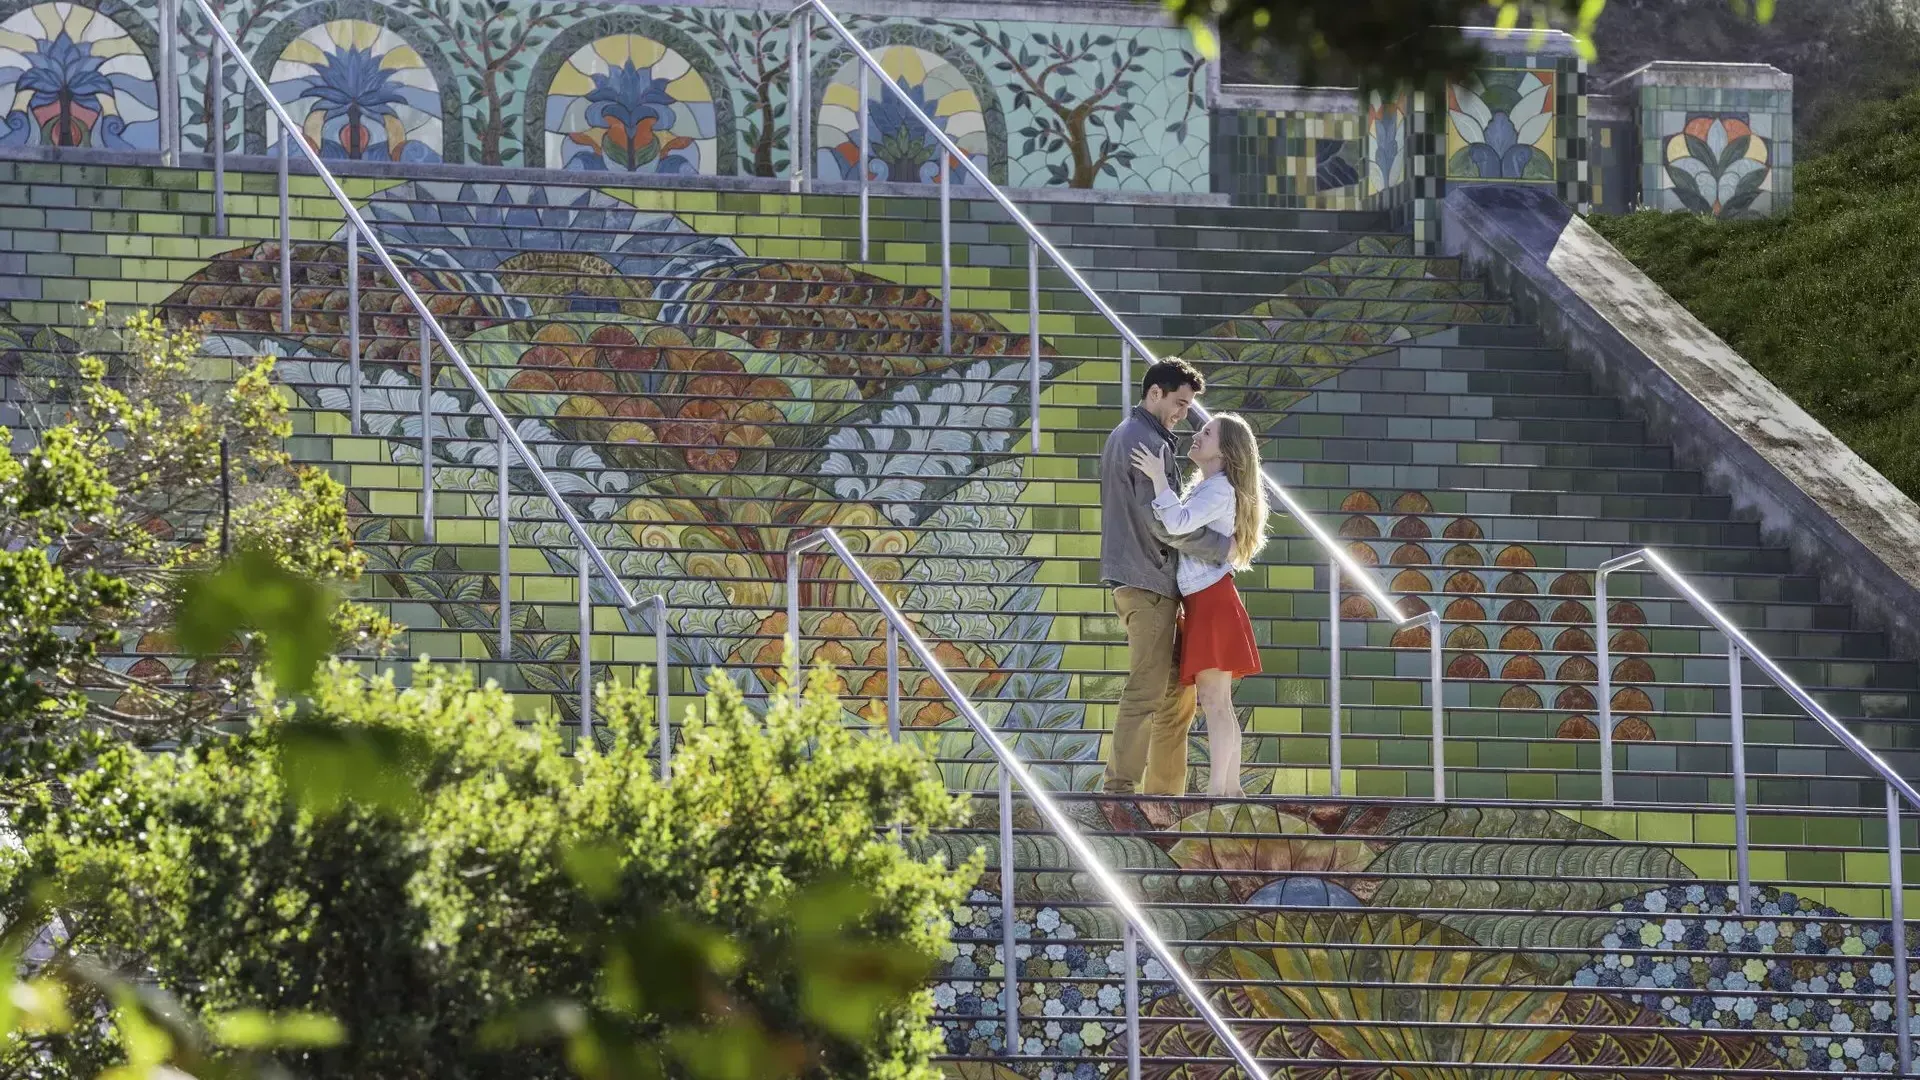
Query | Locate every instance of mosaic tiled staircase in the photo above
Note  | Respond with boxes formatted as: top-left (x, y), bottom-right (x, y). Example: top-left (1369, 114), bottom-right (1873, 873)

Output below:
top-left (4, 158), bottom-right (1920, 1078)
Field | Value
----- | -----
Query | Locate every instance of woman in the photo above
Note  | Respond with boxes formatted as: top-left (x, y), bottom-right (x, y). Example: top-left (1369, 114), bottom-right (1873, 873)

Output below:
top-left (1129, 413), bottom-right (1268, 798)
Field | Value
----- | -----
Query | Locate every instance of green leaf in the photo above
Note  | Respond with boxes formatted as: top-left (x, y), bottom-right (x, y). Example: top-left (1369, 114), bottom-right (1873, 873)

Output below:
top-left (176, 545), bottom-right (338, 696)
top-left (274, 720), bottom-right (429, 818)
top-left (665, 1017), bottom-right (799, 1080)
top-left (785, 877), bottom-right (932, 1041)
top-left (209, 1008), bottom-right (345, 1050)
top-left (560, 840), bottom-right (624, 900)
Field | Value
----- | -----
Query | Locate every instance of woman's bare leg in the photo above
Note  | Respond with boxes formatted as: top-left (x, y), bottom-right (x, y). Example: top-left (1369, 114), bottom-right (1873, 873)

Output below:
top-left (1196, 669), bottom-right (1242, 797)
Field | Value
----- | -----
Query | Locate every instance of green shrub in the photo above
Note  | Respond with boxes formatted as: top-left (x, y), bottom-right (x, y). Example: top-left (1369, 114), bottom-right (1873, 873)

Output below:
top-left (7, 662), bottom-right (971, 1079)
top-left (1589, 86), bottom-right (1920, 499)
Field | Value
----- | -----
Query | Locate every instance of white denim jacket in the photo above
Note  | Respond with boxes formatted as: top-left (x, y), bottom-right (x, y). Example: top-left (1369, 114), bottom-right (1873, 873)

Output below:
top-left (1150, 472), bottom-right (1236, 597)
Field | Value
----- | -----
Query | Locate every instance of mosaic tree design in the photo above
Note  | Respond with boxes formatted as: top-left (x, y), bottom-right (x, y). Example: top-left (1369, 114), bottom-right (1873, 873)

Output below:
top-left (937, 20), bottom-right (1156, 189)
top-left (184, 0), bottom-right (299, 152)
top-left (392, 0), bottom-right (585, 166)
top-left (815, 42), bottom-right (990, 185)
top-left (0, 1), bottom-right (155, 149)
top-left (1664, 113), bottom-right (1771, 218)
top-left (660, 7), bottom-right (790, 178)
top-left (267, 18), bottom-right (443, 162)
top-left (541, 33), bottom-right (719, 174)
top-left (1446, 69), bottom-right (1556, 182)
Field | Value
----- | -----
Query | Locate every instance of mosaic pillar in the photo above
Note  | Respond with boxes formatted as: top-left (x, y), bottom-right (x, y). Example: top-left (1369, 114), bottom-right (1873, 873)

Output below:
top-left (1210, 85), bottom-right (1364, 209)
top-left (1434, 27), bottom-right (1589, 246)
top-left (1611, 61), bottom-right (1793, 218)
top-left (1587, 93), bottom-right (1635, 215)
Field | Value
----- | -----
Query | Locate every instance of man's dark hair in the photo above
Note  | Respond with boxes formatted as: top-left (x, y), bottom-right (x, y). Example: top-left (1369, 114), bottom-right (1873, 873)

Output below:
top-left (1140, 357), bottom-right (1204, 400)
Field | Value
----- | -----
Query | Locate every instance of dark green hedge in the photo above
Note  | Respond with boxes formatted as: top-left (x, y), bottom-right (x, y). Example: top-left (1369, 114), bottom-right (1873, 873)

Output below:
top-left (1589, 86), bottom-right (1920, 500)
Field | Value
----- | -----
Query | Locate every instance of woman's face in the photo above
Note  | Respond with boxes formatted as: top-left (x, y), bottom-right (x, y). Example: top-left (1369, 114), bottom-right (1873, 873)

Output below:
top-left (1188, 418), bottom-right (1222, 469)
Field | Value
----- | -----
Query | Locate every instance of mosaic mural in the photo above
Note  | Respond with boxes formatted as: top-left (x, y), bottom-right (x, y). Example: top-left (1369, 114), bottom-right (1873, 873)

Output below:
top-left (921, 801), bottom-right (1920, 1077)
top-left (1663, 113), bottom-right (1772, 218)
top-left (78, 0), bottom-right (1207, 190)
top-left (1614, 63), bottom-right (1794, 217)
top-left (538, 28), bottom-right (721, 174)
top-left (0, 0), bottom-right (156, 149)
top-left (814, 41), bottom-right (990, 185)
top-left (1445, 68), bottom-right (1557, 183)
top-left (267, 18), bottom-right (442, 162)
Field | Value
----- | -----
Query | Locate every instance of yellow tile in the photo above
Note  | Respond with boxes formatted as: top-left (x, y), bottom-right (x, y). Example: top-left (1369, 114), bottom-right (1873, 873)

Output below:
top-left (1674, 847), bottom-right (1729, 883)
top-left (1692, 812), bottom-right (1735, 846)
top-left (1844, 851), bottom-right (1891, 886)
top-left (1634, 812), bottom-right (1693, 844)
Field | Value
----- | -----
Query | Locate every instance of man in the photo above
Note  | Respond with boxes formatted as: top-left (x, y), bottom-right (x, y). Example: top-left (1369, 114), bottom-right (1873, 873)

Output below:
top-left (1099, 357), bottom-right (1233, 800)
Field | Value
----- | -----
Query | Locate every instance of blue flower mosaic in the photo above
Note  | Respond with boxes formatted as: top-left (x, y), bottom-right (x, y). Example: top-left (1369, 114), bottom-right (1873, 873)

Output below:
top-left (935, 891), bottom-right (1173, 1070)
top-left (1571, 884), bottom-right (1919, 1074)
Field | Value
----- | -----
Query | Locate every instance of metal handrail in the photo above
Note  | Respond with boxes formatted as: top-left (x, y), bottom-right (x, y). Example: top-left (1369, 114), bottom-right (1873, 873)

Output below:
top-left (786, 527), bottom-right (1270, 1079)
top-left (1597, 547), bottom-right (1914, 1071)
top-left (182, 0), bottom-right (675, 743)
top-left (788, 0), bottom-right (1443, 800)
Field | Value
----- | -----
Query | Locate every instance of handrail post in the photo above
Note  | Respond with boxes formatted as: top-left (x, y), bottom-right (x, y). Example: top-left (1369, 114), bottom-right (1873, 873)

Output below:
top-left (1027, 239), bottom-right (1041, 454)
top-left (939, 151), bottom-right (952, 354)
top-left (885, 622), bottom-right (900, 743)
top-left (346, 226), bottom-right (360, 432)
top-left (156, 0), bottom-right (175, 163)
top-left (578, 546), bottom-right (592, 748)
top-left (999, 769), bottom-right (1020, 1055)
top-left (1597, 565), bottom-right (1615, 805)
top-left (653, 594), bottom-right (671, 779)
top-left (497, 424), bottom-right (511, 659)
top-left (1595, 553), bottom-right (1646, 805)
top-left (1729, 641), bottom-right (1752, 915)
top-left (786, 545), bottom-right (806, 698)
top-left (1119, 341), bottom-right (1132, 416)
top-left (787, 11), bottom-right (803, 192)
top-left (277, 126), bottom-right (292, 333)
top-left (419, 316), bottom-right (434, 543)
top-left (797, 10), bottom-right (812, 193)
top-left (857, 60), bottom-right (869, 262)
top-left (1890, 784), bottom-right (1912, 1076)
top-left (1328, 559), bottom-right (1342, 796)
top-left (210, 36), bottom-right (226, 237)
top-left (1123, 921), bottom-right (1140, 1078)
top-left (1428, 611), bottom-right (1445, 804)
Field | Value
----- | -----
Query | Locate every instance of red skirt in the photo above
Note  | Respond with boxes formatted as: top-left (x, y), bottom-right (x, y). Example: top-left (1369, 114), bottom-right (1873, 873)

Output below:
top-left (1179, 575), bottom-right (1262, 685)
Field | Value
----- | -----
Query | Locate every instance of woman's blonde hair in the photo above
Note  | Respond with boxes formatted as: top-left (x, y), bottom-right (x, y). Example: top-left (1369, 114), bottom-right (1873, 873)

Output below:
top-left (1213, 413), bottom-right (1269, 570)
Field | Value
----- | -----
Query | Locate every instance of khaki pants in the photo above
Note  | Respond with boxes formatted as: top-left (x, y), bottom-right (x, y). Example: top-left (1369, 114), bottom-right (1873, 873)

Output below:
top-left (1103, 585), bottom-right (1195, 795)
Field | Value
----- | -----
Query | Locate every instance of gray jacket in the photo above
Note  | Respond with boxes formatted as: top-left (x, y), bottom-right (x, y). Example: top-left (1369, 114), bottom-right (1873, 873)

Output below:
top-left (1099, 406), bottom-right (1234, 598)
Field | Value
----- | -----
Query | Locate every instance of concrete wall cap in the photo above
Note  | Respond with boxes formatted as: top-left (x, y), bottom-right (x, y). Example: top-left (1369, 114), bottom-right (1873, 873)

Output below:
top-left (1607, 60), bottom-right (1794, 93)
top-left (1215, 84), bottom-right (1361, 114)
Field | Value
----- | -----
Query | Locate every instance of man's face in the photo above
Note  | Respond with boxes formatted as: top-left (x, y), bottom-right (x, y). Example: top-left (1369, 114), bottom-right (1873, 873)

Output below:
top-left (1146, 385), bottom-right (1197, 428)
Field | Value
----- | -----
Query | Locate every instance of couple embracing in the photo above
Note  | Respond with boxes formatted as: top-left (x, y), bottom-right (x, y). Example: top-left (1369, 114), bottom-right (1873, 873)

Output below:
top-left (1098, 358), bottom-right (1269, 804)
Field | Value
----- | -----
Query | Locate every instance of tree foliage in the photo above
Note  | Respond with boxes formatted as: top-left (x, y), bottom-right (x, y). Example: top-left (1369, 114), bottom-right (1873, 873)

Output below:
top-left (0, 307), bottom-right (392, 775)
top-left (1183, 0), bottom-right (1781, 91)
top-left (3, 661), bottom-right (973, 1079)
top-left (1588, 84), bottom-right (1920, 501)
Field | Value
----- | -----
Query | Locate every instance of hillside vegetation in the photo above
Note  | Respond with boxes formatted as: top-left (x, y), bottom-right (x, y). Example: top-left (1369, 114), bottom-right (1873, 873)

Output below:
top-left (1589, 86), bottom-right (1920, 499)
